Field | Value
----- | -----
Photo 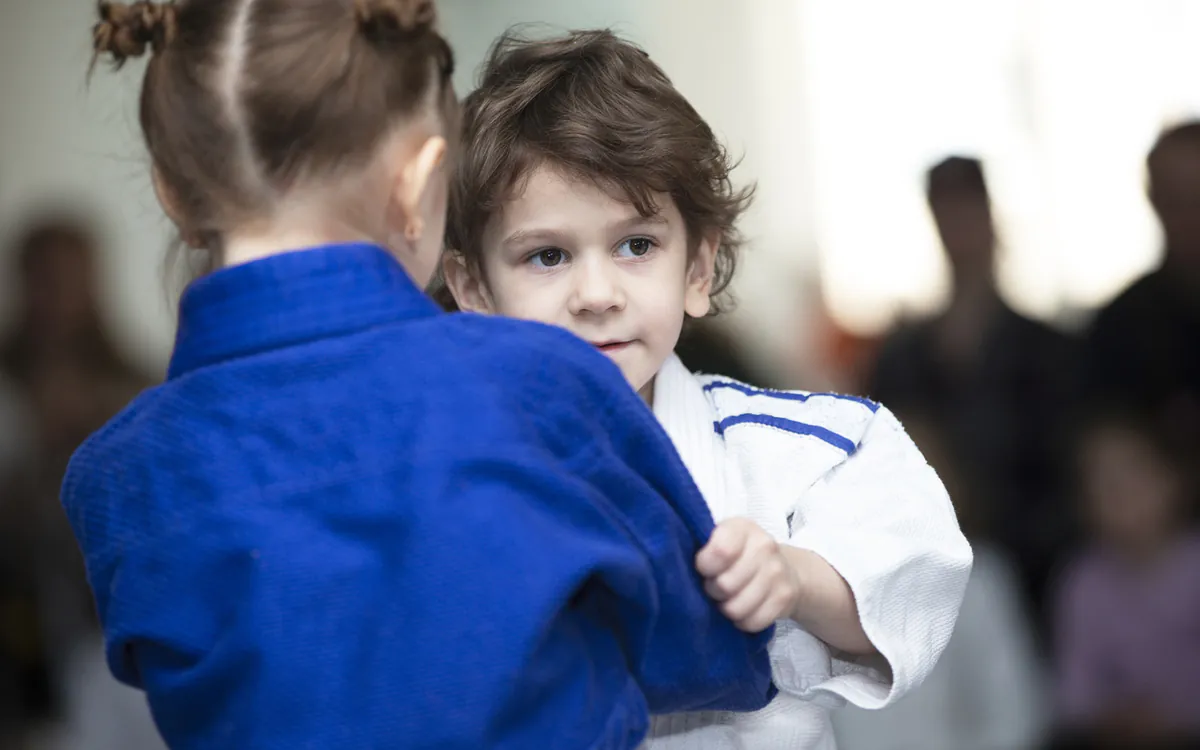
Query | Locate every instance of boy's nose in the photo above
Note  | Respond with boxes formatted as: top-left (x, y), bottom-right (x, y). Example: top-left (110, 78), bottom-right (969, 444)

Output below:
top-left (568, 259), bottom-right (625, 316)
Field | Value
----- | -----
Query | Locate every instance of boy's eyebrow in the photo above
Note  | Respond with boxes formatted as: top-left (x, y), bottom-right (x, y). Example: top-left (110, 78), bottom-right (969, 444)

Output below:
top-left (501, 213), bottom-right (669, 249)
top-left (501, 228), bottom-right (566, 250)
top-left (615, 213), bottom-right (668, 231)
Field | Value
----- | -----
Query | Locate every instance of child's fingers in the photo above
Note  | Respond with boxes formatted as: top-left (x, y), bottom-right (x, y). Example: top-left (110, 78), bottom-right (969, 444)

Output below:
top-left (704, 573), bottom-right (740, 602)
top-left (705, 536), bottom-right (771, 600)
top-left (720, 568), bottom-right (772, 626)
top-left (736, 600), bottom-right (785, 634)
top-left (695, 519), bottom-right (751, 577)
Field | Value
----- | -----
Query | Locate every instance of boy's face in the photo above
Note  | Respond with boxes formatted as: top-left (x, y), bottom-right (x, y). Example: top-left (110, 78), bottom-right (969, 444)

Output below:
top-left (449, 164), bottom-right (715, 399)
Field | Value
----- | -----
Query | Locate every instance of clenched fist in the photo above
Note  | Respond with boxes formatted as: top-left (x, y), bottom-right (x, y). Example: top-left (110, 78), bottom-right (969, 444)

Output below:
top-left (695, 517), bottom-right (802, 633)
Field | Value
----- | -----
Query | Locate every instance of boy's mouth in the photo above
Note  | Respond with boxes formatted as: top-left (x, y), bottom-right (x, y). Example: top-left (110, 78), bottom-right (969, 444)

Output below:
top-left (592, 340), bottom-right (633, 353)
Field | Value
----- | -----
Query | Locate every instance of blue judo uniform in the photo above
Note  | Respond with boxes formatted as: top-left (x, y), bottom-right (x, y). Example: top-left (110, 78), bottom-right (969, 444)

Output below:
top-left (61, 243), bottom-right (773, 749)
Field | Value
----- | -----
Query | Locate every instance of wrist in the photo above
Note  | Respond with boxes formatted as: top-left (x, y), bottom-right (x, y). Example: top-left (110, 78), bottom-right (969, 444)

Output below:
top-left (780, 544), bottom-right (817, 624)
top-left (777, 544), bottom-right (877, 654)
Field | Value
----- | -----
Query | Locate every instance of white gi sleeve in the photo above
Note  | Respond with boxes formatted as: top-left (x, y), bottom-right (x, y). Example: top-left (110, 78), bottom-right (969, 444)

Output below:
top-left (779, 405), bottom-right (973, 709)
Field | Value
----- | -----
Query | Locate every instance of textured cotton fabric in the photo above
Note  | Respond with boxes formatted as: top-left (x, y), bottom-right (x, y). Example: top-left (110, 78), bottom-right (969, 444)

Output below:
top-left (645, 354), bottom-right (973, 750)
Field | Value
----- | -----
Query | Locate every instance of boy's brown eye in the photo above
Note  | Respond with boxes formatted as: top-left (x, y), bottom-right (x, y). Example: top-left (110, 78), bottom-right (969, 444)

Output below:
top-left (618, 237), bottom-right (654, 257)
top-left (531, 248), bottom-right (565, 268)
top-left (629, 238), bottom-right (652, 255)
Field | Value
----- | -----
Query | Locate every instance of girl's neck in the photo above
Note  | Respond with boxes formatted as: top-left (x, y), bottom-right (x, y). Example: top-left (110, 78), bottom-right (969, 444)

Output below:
top-left (222, 225), bottom-right (375, 269)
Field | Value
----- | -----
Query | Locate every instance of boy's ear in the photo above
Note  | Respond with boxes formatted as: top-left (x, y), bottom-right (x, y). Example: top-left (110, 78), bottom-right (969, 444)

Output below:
top-left (684, 233), bottom-right (718, 318)
top-left (442, 251), bottom-right (494, 313)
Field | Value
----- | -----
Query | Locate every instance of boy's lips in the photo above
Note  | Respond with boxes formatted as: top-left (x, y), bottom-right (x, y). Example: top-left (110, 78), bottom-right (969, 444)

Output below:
top-left (592, 340), bottom-right (633, 353)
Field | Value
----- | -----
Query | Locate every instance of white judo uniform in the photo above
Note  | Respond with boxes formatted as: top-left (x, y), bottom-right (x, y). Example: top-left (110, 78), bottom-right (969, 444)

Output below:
top-left (645, 354), bottom-right (974, 750)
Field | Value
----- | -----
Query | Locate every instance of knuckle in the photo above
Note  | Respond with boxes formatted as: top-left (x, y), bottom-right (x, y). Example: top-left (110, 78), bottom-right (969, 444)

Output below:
top-left (751, 534), bottom-right (778, 557)
top-left (713, 578), bottom-right (734, 599)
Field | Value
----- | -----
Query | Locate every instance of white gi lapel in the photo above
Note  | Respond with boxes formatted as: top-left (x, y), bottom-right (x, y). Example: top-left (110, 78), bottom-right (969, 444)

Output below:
top-left (652, 354), bottom-right (733, 522)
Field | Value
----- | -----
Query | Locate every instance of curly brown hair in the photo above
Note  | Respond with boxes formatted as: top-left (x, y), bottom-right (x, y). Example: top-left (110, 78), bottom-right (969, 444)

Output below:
top-left (445, 29), bottom-right (752, 314)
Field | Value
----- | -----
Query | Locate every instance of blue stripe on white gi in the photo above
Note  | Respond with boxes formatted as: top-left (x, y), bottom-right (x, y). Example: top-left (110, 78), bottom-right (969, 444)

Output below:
top-left (702, 380), bottom-right (880, 413)
top-left (700, 384), bottom-right (883, 412)
top-left (713, 414), bottom-right (858, 455)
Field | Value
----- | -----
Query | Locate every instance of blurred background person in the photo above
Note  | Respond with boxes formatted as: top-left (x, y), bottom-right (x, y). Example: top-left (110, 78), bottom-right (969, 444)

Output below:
top-left (1051, 410), bottom-right (1200, 750)
top-left (0, 215), bottom-right (157, 749)
top-left (1080, 121), bottom-right (1200, 476)
top-left (866, 156), bottom-right (1079, 639)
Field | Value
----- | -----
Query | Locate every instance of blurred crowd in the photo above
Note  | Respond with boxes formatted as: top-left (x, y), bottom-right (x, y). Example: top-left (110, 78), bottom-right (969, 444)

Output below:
top-left (701, 122), bottom-right (1200, 750)
top-left (0, 114), bottom-right (1197, 750)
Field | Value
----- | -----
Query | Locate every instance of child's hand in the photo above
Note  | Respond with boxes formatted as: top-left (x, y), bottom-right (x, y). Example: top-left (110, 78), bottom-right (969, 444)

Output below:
top-left (696, 517), bottom-right (802, 633)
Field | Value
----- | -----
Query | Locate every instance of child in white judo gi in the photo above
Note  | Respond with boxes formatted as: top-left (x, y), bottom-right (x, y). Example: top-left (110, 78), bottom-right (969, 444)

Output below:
top-left (441, 28), bottom-right (974, 750)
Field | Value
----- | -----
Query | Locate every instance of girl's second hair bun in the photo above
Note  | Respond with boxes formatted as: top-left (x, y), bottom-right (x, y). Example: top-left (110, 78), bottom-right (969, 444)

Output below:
top-left (92, 1), bottom-right (178, 69)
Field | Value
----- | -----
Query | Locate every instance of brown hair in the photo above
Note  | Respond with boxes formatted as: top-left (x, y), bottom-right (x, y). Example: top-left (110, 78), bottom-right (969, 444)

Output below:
top-left (90, 0), bottom-right (455, 262)
top-left (445, 29), bottom-right (751, 314)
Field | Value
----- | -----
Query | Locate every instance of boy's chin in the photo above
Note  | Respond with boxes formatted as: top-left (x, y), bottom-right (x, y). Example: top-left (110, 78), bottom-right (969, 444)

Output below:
top-left (615, 358), bottom-right (659, 403)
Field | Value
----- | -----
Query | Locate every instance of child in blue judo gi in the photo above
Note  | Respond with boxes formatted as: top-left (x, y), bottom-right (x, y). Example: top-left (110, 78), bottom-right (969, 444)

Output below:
top-left (64, 2), bottom-right (775, 748)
